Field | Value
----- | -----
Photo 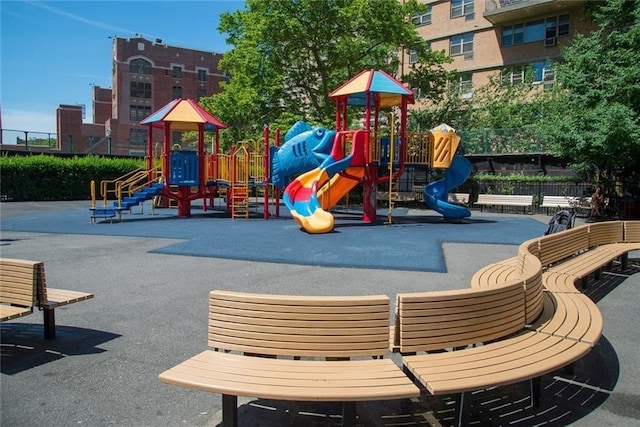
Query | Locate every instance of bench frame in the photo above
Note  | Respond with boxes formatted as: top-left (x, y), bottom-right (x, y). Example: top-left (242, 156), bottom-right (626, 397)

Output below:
top-left (0, 258), bottom-right (94, 339)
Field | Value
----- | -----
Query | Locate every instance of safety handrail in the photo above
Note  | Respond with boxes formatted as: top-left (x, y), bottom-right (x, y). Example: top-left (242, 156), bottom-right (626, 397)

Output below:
top-left (100, 166), bottom-right (162, 207)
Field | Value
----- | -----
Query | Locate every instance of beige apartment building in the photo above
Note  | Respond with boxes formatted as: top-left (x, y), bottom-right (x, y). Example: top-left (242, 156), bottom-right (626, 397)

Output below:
top-left (402, 0), bottom-right (596, 101)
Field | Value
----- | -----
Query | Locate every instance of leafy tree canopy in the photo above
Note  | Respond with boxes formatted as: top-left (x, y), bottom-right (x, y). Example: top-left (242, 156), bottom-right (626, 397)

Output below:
top-left (539, 0), bottom-right (640, 193)
top-left (202, 0), bottom-right (452, 147)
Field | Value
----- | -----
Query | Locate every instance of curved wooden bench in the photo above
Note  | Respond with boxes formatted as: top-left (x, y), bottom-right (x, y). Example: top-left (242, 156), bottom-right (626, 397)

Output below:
top-left (527, 291), bottom-right (602, 346)
top-left (397, 280), bottom-right (592, 425)
top-left (159, 290), bottom-right (419, 427)
top-left (400, 221), bottom-right (640, 425)
top-left (539, 221), bottom-right (640, 292)
top-left (471, 240), bottom-right (544, 324)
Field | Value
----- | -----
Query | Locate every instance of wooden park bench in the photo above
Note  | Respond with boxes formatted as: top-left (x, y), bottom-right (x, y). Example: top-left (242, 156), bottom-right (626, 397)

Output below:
top-left (159, 290), bottom-right (420, 427)
top-left (538, 221), bottom-right (640, 292)
top-left (0, 258), bottom-right (94, 339)
top-left (475, 194), bottom-right (534, 214)
top-left (395, 222), bottom-right (640, 425)
top-left (395, 279), bottom-right (593, 426)
top-left (540, 195), bottom-right (591, 215)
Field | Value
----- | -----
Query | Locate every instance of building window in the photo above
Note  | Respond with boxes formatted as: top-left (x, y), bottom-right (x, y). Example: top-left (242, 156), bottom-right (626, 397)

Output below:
top-left (409, 48), bottom-right (419, 65)
top-left (129, 129), bottom-right (147, 145)
top-left (530, 60), bottom-right (555, 87)
top-left (451, 0), bottom-right (474, 19)
top-left (130, 82), bottom-right (152, 98)
top-left (197, 69), bottom-right (207, 81)
top-left (456, 72), bottom-right (473, 98)
top-left (129, 58), bottom-right (152, 74)
top-left (129, 105), bottom-right (151, 121)
top-left (411, 6), bottom-right (432, 26)
top-left (501, 61), bottom-right (554, 86)
top-left (172, 86), bottom-right (182, 99)
top-left (172, 66), bottom-right (183, 78)
top-left (502, 14), bottom-right (570, 46)
top-left (450, 32), bottom-right (474, 56)
top-left (197, 88), bottom-right (207, 100)
top-left (501, 65), bottom-right (525, 86)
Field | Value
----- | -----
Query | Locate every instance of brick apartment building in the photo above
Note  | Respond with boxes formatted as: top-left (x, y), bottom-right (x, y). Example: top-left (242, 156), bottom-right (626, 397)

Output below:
top-left (403, 0), bottom-right (595, 102)
top-left (56, 36), bottom-right (226, 156)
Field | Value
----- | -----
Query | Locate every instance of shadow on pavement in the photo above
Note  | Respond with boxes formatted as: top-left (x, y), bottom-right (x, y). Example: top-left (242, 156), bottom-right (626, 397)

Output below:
top-left (0, 324), bottom-right (121, 375)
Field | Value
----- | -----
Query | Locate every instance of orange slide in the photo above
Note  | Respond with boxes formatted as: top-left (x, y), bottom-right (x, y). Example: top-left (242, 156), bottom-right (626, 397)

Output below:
top-left (318, 167), bottom-right (365, 211)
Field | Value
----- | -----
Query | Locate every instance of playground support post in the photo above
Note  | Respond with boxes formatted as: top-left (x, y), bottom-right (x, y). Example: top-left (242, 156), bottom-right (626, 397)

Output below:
top-left (263, 125), bottom-right (270, 220)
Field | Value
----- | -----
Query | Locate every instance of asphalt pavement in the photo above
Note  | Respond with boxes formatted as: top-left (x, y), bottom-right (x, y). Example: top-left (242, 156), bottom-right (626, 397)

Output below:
top-left (1, 201), bottom-right (638, 426)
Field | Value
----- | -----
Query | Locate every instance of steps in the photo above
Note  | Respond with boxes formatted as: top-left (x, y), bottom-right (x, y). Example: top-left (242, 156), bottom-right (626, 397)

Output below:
top-left (114, 182), bottom-right (165, 210)
top-left (90, 182), bottom-right (164, 222)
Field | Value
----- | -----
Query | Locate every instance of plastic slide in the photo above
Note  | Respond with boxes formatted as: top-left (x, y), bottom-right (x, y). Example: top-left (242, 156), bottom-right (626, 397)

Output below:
top-left (284, 167), bottom-right (336, 233)
top-left (423, 154), bottom-right (472, 219)
top-left (284, 152), bottom-right (358, 233)
top-left (317, 167), bottom-right (365, 211)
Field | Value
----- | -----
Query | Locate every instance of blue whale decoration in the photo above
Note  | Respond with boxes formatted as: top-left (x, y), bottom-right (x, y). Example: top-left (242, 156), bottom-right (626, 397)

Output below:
top-left (270, 121), bottom-right (336, 189)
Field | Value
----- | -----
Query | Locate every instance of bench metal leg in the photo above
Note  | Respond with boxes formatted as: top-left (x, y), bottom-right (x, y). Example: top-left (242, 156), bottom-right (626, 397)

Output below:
top-left (342, 402), bottom-right (356, 427)
top-left (621, 253), bottom-right (628, 270)
top-left (581, 276), bottom-right (589, 290)
top-left (531, 377), bottom-right (542, 407)
top-left (454, 392), bottom-right (470, 427)
top-left (43, 309), bottom-right (56, 339)
top-left (222, 394), bottom-right (238, 427)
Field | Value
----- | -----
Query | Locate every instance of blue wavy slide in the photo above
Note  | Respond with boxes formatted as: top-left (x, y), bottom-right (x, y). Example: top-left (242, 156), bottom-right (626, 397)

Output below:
top-left (423, 154), bottom-right (472, 219)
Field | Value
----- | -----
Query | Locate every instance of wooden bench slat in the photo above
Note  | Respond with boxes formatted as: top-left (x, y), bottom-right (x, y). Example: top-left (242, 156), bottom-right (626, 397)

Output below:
top-left (538, 227), bottom-right (589, 266)
top-left (527, 292), bottom-right (602, 346)
top-left (43, 288), bottom-right (94, 308)
top-left (625, 221), bottom-right (640, 242)
top-left (160, 351), bottom-right (419, 401)
top-left (405, 334), bottom-right (590, 395)
top-left (588, 221), bottom-right (624, 246)
top-left (0, 305), bottom-right (33, 322)
top-left (398, 282), bottom-right (525, 354)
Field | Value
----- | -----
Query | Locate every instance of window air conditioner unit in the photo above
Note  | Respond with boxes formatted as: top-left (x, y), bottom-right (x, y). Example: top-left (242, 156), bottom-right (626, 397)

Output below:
top-left (464, 51), bottom-right (474, 60)
top-left (544, 37), bottom-right (556, 47)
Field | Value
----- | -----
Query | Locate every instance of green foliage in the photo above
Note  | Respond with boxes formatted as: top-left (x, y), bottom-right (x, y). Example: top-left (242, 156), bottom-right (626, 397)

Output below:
top-left (408, 64), bottom-right (545, 134)
top-left (0, 155), bottom-right (143, 201)
top-left (538, 0), bottom-right (640, 195)
top-left (472, 173), bottom-right (578, 183)
top-left (203, 0), bottom-right (439, 142)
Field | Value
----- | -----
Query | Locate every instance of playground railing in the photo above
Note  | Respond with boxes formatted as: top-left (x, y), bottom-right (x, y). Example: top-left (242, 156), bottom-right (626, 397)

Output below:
top-left (99, 167), bottom-right (146, 206)
top-left (97, 166), bottom-right (161, 208)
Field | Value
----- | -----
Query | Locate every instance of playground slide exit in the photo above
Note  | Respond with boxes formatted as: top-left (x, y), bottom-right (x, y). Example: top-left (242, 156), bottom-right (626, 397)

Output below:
top-left (423, 154), bottom-right (472, 220)
top-left (284, 155), bottom-right (360, 233)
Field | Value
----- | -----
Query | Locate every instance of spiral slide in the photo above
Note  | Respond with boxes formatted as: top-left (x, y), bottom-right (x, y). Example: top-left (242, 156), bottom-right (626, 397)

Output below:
top-left (423, 154), bottom-right (472, 220)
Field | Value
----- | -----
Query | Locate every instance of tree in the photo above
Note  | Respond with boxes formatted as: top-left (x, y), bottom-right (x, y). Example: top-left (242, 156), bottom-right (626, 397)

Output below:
top-left (203, 0), bottom-right (443, 144)
top-left (539, 0), bottom-right (640, 197)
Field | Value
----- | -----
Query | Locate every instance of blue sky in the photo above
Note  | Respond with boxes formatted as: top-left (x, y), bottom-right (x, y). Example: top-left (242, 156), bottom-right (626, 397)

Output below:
top-left (1, 0), bottom-right (245, 140)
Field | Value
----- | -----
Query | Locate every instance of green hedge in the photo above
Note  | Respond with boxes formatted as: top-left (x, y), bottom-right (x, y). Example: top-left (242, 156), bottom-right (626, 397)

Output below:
top-left (0, 155), bottom-right (143, 201)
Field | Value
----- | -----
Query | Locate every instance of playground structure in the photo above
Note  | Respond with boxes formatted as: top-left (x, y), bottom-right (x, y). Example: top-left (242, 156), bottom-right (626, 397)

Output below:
top-left (90, 99), bottom-right (272, 222)
top-left (279, 69), bottom-right (472, 233)
top-left (90, 70), bottom-right (471, 232)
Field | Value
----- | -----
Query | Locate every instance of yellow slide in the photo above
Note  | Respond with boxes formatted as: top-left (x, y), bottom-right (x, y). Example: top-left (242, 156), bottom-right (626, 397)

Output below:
top-left (317, 167), bottom-right (365, 211)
